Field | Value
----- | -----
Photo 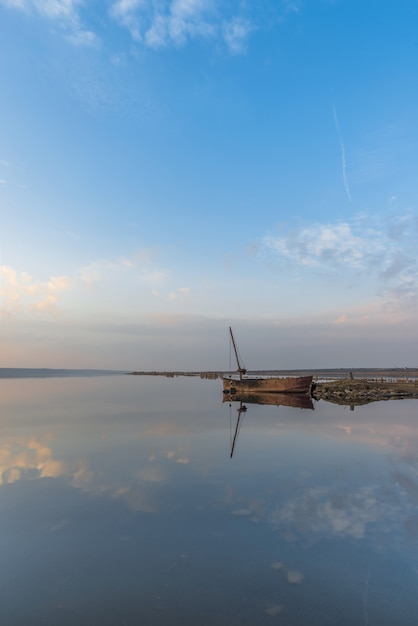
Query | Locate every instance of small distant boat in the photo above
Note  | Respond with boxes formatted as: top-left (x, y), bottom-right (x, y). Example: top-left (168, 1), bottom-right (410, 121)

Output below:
top-left (223, 327), bottom-right (313, 396)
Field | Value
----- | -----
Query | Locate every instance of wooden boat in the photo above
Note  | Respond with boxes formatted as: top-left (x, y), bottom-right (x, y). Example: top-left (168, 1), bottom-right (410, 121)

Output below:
top-left (223, 327), bottom-right (313, 396)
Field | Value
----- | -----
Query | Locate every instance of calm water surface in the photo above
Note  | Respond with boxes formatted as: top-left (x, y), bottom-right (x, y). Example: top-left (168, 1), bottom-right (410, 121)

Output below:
top-left (0, 374), bottom-right (417, 625)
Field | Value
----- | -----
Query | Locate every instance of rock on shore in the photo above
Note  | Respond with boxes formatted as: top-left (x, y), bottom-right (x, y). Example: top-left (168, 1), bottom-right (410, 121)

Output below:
top-left (312, 377), bottom-right (418, 405)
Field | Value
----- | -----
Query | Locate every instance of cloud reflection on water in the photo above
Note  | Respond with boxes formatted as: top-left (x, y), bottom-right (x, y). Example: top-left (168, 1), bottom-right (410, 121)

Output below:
top-left (270, 485), bottom-right (402, 539)
top-left (1, 384), bottom-right (418, 546)
top-left (0, 377), bottom-right (417, 623)
top-left (0, 436), bottom-right (79, 485)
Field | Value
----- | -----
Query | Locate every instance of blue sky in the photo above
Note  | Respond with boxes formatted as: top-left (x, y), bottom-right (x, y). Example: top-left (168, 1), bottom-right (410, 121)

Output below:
top-left (1, 0), bottom-right (417, 369)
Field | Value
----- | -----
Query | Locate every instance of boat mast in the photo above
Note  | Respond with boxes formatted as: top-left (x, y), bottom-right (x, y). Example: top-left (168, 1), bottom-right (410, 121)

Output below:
top-left (229, 326), bottom-right (246, 380)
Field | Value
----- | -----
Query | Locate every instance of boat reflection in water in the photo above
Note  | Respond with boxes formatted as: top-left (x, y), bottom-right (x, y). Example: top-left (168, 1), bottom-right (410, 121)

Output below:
top-left (223, 391), bottom-right (314, 410)
top-left (224, 392), bottom-right (314, 458)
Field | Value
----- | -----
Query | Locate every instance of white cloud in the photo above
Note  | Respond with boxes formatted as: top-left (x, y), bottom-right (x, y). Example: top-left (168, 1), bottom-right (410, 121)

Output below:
top-left (144, 0), bottom-right (216, 49)
top-left (0, 265), bottom-right (71, 316)
top-left (282, 0), bottom-right (302, 13)
top-left (79, 250), bottom-right (164, 286)
top-left (259, 212), bottom-right (418, 306)
top-left (0, 0), bottom-right (82, 18)
top-left (79, 261), bottom-right (109, 285)
top-left (110, 0), bottom-right (144, 41)
top-left (119, 257), bottom-right (136, 268)
top-left (168, 286), bottom-right (191, 299)
top-left (0, 0), bottom-right (26, 7)
top-left (67, 28), bottom-right (98, 47)
top-left (222, 17), bottom-right (253, 54)
top-left (109, 0), bottom-right (253, 52)
top-left (0, 0), bottom-right (98, 47)
top-left (254, 211), bottom-right (418, 328)
top-left (263, 222), bottom-right (382, 269)
top-left (34, 0), bottom-right (80, 19)
top-left (334, 314), bottom-right (347, 324)
top-left (140, 270), bottom-right (168, 284)
top-left (1, 0), bottom-right (300, 53)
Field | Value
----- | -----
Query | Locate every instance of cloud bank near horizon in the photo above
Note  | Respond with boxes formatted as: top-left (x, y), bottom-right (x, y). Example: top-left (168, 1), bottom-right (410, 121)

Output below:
top-left (1, 210), bottom-right (416, 327)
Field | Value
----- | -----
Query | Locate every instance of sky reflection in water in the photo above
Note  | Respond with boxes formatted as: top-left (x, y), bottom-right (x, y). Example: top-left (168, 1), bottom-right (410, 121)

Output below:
top-left (0, 374), bottom-right (417, 625)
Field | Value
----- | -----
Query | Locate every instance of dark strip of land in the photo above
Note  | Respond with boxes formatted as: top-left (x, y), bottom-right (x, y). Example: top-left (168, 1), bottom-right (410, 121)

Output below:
top-left (129, 368), bottom-right (417, 380)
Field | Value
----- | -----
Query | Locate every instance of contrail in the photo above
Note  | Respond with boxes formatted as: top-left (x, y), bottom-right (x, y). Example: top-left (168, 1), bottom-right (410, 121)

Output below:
top-left (332, 104), bottom-right (352, 201)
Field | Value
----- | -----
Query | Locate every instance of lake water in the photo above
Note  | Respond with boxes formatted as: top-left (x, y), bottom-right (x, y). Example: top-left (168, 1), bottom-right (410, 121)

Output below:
top-left (0, 373), bottom-right (417, 625)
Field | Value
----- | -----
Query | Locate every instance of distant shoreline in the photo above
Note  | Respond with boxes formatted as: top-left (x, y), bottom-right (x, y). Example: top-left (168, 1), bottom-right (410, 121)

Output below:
top-left (0, 368), bottom-right (126, 379)
top-left (129, 367), bottom-right (418, 379)
top-left (1, 367), bottom-right (416, 382)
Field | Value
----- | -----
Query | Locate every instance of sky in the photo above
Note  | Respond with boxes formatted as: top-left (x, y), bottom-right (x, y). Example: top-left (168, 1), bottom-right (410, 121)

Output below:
top-left (0, 0), bottom-right (417, 370)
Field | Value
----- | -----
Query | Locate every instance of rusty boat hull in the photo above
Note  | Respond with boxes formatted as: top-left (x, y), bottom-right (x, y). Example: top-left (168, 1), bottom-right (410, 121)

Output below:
top-left (222, 375), bottom-right (313, 396)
